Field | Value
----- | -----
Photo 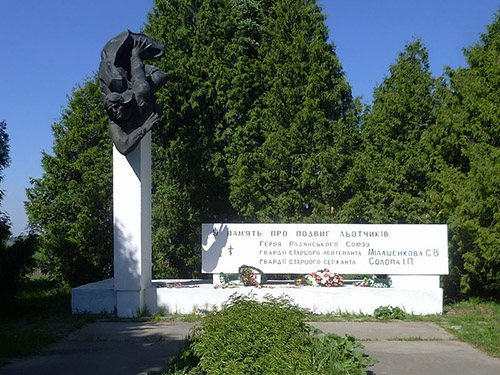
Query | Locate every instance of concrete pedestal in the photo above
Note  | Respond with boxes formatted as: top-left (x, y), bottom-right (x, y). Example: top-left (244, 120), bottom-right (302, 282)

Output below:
top-left (72, 134), bottom-right (157, 317)
top-left (155, 278), bottom-right (444, 315)
top-left (112, 132), bottom-right (156, 317)
top-left (72, 277), bottom-right (444, 316)
top-left (72, 278), bottom-right (116, 314)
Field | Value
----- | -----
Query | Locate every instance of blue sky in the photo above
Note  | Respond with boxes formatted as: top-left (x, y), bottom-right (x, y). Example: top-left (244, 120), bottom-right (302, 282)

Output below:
top-left (0, 0), bottom-right (498, 235)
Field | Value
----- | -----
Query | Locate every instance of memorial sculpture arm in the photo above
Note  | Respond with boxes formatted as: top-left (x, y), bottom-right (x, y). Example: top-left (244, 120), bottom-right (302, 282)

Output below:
top-left (98, 30), bottom-right (167, 155)
top-left (108, 112), bottom-right (159, 155)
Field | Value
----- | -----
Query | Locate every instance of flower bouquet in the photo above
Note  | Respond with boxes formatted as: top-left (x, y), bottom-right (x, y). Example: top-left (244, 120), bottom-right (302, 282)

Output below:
top-left (354, 275), bottom-right (392, 288)
top-left (304, 268), bottom-right (344, 287)
top-left (219, 265), bottom-right (267, 287)
top-left (239, 266), bottom-right (258, 286)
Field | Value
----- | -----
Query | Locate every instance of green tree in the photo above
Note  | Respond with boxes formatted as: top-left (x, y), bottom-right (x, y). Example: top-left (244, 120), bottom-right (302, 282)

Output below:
top-left (145, 0), bottom-right (244, 277)
top-left (428, 11), bottom-right (500, 297)
top-left (0, 235), bottom-right (38, 297)
top-left (145, 0), bottom-right (360, 277)
top-left (25, 0), bottom-right (361, 281)
top-left (225, 0), bottom-right (360, 223)
top-left (0, 119), bottom-right (12, 292)
top-left (338, 40), bottom-right (439, 224)
top-left (25, 78), bottom-right (113, 286)
top-left (0, 122), bottom-right (39, 298)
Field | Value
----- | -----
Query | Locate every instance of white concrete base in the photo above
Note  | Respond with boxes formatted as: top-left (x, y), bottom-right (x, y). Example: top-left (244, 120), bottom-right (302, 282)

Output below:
top-left (72, 279), bottom-right (116, 314)
top-left (390, 275), bottom-right (440, 288)
top-left (73, 278), bottom-right (443, 316)
top-left (116, 287), bottom-right (158, 317)
top-left (155, 279), bottom-right (443, 315)
top-left (71, 279), bottom-right (157, 317)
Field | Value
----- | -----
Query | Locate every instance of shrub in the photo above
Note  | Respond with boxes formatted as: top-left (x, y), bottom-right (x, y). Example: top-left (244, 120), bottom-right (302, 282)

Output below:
top-left (192, 294), bottom-right (311, 374)
top-left (310, 332), bottom-right (376, 375)
top-left (373, 305), bottom-right (407, 320)
top-left (0, 235), bottom-right (38, 297)
top-left (164, 294), bottom-right (375, 375)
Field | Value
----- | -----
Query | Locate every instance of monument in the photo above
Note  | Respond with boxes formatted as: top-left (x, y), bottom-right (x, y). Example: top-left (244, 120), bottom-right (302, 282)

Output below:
top-left (99, 30), bottom-right (167, 155)
top-left (72, 30), bottom-right (167, 317)
top-left (101, 30), bottom-right (167, 317)
top-left (154, 223), bottom-right (448, 315)
top-left (72, 31), bottom-right (449, 317)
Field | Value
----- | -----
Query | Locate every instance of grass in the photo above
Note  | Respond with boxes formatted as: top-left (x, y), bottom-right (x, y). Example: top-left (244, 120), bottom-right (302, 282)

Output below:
top-left (436, 299), bottom-right (500, 357)
top-left (149, 298), bottom-right (500, 360)
top-left (0, 276), bottom-right (95, 367)
top-left (308, 299), bottom-right (500, 358)
top-left (154, 312), bottom-right (204, 322)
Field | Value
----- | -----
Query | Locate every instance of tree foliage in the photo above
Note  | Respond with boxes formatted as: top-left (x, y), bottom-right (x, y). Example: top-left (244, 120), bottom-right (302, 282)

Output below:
top-left (145, 0), bottom-right (359, 276)
top-left (25, 78), bottom-right (113, 286)
top-left (0, 122), bottom-right (39, 299)
top-left (224, 0), bottom-right (360, 223)
top-left (23, 1), bottom-right (500, 299)
top-left (338, 40), bottom-right (438, 224)
top-left (0, 120), bottom-right (10, 243)
top-left (427, 12), bottom-right (500, 297)
top-left (0, 120), bottom-right (9, 183)
top-left (0, 235), bottom-right (38, 297)
top-left (340, 40), bottom-right (436, 223)
top-left (0, 119), bottom-right (12, 292)
top-left (145, 0), bottom-right (242, 277)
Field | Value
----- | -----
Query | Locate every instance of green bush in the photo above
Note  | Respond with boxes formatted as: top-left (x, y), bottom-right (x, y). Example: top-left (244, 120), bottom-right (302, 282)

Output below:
top-left (373, 305), bottom-right (407, 320)
top-left (310, 332), bottom-right (376, 375)
top-left (194, 294), bottom-right (311, 374)
top-left (164, 295), bottom-right (374, 375)
top-left (0, 235), bottom-right (37, 297)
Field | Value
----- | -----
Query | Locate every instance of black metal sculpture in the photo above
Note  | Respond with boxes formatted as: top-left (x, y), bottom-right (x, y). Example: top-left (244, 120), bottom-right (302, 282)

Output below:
top-left (98, 30), bottom-right (167, 155)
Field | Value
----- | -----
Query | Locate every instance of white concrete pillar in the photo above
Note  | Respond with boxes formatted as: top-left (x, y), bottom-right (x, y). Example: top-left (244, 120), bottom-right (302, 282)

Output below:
top-left (113, 132), bottom-right (157, 317)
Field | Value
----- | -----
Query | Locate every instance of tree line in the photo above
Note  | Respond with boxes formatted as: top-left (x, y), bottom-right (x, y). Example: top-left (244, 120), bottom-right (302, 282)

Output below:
top-left (0, 121), bottom-right (38, 297)
top-left (19, 0), bottom-right (500, 300)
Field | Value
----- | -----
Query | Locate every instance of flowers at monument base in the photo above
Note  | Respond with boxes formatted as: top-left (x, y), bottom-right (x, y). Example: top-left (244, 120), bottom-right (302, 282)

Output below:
top-left (354, 275), bottom-right (392, 288)
top-left (239, 266), bottom-right (258, 286)
top-left (304, 269), bottom-right (344, 287)
top-left (217, 265), bottom-right (266, 287)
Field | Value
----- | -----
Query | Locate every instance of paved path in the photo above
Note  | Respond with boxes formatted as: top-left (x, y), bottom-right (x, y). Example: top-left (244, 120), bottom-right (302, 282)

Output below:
top-left (312, 321), bottom-right (500, 375)
top-left (2, 321), bottom-right (500, 375)
top-left (1, 322), bottom-right (196, 375)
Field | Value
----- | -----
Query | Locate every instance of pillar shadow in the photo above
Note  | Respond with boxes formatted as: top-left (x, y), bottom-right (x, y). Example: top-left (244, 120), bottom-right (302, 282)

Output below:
top-left (114, 218), bottom-right (142, 287)
top-left (201, 224), bottom-right (228, 273)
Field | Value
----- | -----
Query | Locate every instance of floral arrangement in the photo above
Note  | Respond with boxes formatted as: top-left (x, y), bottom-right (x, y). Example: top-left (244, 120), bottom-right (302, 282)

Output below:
top-left (239, 265), bottom-right (258, 286)
top-left (304, 268), bottom-right (344, 287)
top-left (354, 275), bottom-right (392, 288)
top-left (218, 265), bottom-right (266, 287)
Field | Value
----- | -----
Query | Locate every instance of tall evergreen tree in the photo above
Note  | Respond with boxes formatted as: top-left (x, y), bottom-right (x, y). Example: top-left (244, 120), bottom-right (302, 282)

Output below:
top-left (145, 0), bottom-right (359, 276)
top-left (428, 11), bottom-right (500, 297)
top-left (25, 79), bottom-right (113, 286)
top-left (226, 0), bottom-right (360, 223)
top-left (145, 0), bottom-right (251, 277)
top-left (338, 40), bottom-right (438, 224)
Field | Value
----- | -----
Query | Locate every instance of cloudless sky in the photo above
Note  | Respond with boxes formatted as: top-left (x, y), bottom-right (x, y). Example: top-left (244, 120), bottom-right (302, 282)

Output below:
top-left (0, 0), bottom-right (498, 235)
